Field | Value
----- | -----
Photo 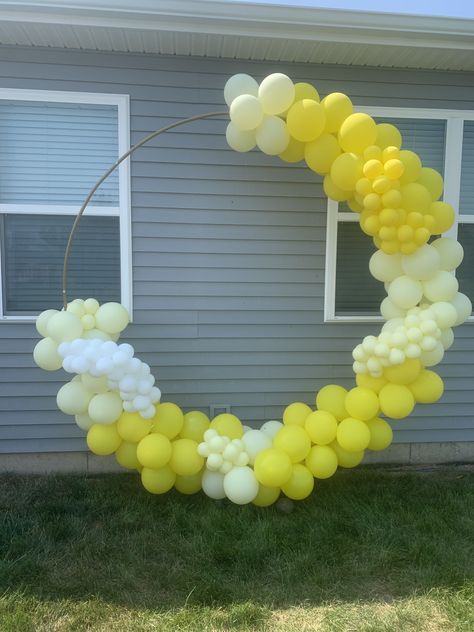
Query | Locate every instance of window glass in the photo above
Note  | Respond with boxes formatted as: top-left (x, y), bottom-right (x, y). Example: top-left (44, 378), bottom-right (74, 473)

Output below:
top-left (460, 121), bottom-right (474, 215)
top-left (457, 223), bottom-right (474, 303)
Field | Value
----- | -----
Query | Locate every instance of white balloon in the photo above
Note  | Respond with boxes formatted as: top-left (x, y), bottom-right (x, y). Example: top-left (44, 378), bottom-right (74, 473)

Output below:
top-left (226, 122), bottom-right (256, 152)
top-left (223, 466), bottom-right (259, 504)
top-left (258, 73), bottom-right (295, 116)
top-left (440, 328), bottom-right (454, 350)
top-left (229, 94), bottom-right (264, 131)
top-left (242, 430), bottom-right (272, 465)
top-left (451, 292), bottom-right (472, 326)
top-left (202, 470), bottom-right (226, 499)
top-left (141, 405), bottom-right (156, 419)
top-left (260, 420), bottom-right (283, 439)
top-left (133, 395), bottom-right (150, 411)
top-left (256, 116), bottom-right (290, 155)
top-left (420, 342), bottom-right (444, 367)
top-left (150, 386), bottom-right (162, 401)
top-left (224, 73), bottom-right (259, 106)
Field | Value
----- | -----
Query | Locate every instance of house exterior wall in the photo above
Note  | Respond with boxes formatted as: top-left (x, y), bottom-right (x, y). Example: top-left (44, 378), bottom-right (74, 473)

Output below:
top-left (0, 45), bottom-right (473, 458)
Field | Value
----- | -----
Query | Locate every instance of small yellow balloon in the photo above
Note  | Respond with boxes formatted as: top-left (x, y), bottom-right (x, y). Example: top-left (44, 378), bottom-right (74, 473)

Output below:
top-left (338, 113), bottom-right (377, 154)
top-left (305, 445), bottom-right (338, 479)
top-left (141, 466), bottom-right (176, 495)
top-left (345, 387), bottom-right (379, 422)
top-left (286, 99), bottom-right (326, 142)
top-left (304, 410), bottom-right (338, 446)
top-left (254, 448), bottom-right (293, 487)
top-left (175, 469), bottom-right (203, 495)
top-left (375, 123), bottom-right (402, 149)
top-left (279, 137), bottom-right (305, 163)
top-left (152, 402), bottom-right (184, 439)
top-left (117, 412), bottom-right (152, 443)
top-left (273, 425), bottom-right (311, 463)
top-left (115, 441), bottom-right (141, 470)
top-left (210, 413), bottom-right (243, 439)
top-left (281, 464), bottom-right (314, 500)
top-left (384, 358), bottom-right (422, 385)
top-left (384, 158), bottom-right (404, 180)
top-left (331, 441), bottom-right (365, 468)
top-left (330, 153), bottom-right (363, 192)
top-left (408, 369), bottom-right (444, 404)
top-left (305, 134), bottom-right (341, 174)
top-left (316, 384), bottom-right (348, 421)
top-left (321, 92), bottom-right (353, 133)
top-left (252, 484), bottom-right (280, 507)
top-left (337, 418), bottom-right (371, 452)
top-left (283, 402), bottom-right (312, 426)
top-left (366, 417), bottom-right (393, 451)
top-left (180, 410), bottom-right (210, 442)
top-left (87, 423), bottom-right (121, 456)
top-left (169, 438), bottom-right (204, 476)
top-left (136, 433), bottom-right (172, 469)
top-left (378, 384), bottom-right (415, 419)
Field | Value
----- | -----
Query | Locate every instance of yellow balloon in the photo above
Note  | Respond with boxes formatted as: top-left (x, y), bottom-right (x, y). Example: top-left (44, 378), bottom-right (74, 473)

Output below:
top-left (136, 433), bottom-right (172, 469)
top-left (418, 167), bottom-right (443, 201)
top-left (384, 159), bottom-right (404, 180)
top-left (429, 201), bottom-right (455, 234)
top-left (210, 413), bottom-right (243, 439)
top-left (180, 410), bottom-right (210, 442)
top-left (321, 92), bottom-right (353, 133)
top-left (378, 384), bottom-right (415, 419)
top-left (384, 358), bottom-right (422, 385)
top-left (273, 425), bottom-right (311, 463)
top-left (115, 441), bottom-right (141, 470)
top-left (293, 82), bottom-right (320, 103)
top-left (279, 137), bottom-right (305, 163)
top-left (283, 402), bottom-right (312, 426)
top-left (286, 99), bottom-right (326, 142)
top-left (316, 384), bottom-right (348, 421)
top-left (401, 183), bottom-right (431, 213)
top-left (169, 439), bottom-right (203, 476)
top-left (366, 417), bottom-right (393, 451)
top-left (345, 387), bottom-right (379, 422)
top-left (141, 466), bottom-right (176, 495)
top-left (305, 134), bottom-right (341, 174)
top-left (375, 123), bottom-right (402, 149)
top-left (338, 113), bottom-right (377, 154)
top-left (254, 448), bottom-right (293, 487)
top-left (330, 153), bottom-right (363, 192)
top-left (323, 174), bottom-right (351, 202)
top-left (152, 402), bottom-right (184, 439)
top-left (252, 484), bottom-right (280, 507)
top-left (87, 423), bottom-right (121, 456)
top-left (304, 410), bottom-right (338, 445)
top-left (281, 464), bottom-right (314, 500)
top-left (175, 469), bottom-right (203, 495)
top-left (117, 411), bottom-right (152, 443)
top-left (372, 175), bottom-right (392, 195)
top-left (305, 445), bottom-right (338, 479)
top-left (363, 159), bottom-right (384, 180)
top-left (356, 373), bottom-right (388, 394)
top-left (382, 188), bottom-right (402, 208)
top-left (337, 418), bottom-right (371, 452)
top-left (398, 150), bottom-right (422, 184)
top-left (331, 441), bottom-right (365, 468)
top-left (408, 369), bottom-right (444, 404)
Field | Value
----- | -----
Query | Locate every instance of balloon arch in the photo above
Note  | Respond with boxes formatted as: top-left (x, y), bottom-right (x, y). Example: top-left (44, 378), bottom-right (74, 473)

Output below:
top-left (33, 73), bottom-right (472, 506)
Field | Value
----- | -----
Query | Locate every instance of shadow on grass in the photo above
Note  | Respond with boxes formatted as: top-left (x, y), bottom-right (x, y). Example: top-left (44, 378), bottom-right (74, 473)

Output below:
top-left (0, 468), bottom-right (473, 613)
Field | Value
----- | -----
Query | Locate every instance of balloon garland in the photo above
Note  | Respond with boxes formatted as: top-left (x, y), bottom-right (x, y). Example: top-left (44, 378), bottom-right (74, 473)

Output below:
top-left (33, 72), bottom-right (472, 506)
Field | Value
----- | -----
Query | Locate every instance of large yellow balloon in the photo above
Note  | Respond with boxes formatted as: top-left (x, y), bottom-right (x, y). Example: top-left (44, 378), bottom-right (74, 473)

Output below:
top-left (337, 418), bottom-right (371, 452)
top-left (366, 417), bottom-right (393, 451)
top-left (378, 384), bottom-right (415, 419)
top-left (344, 387), bottom-right (379, 422)
top-left (429, 201), bottom-right (455, 234)
top-left (279, 137), bottom-right (305, 163)
top-left (408, 369), bottom-right (444, 404)
top-left (356, 373), bottom-right (388, 394)
top-left (286, 99), bottom-right (326, 142)
top-left (254, 448), bottom-right (293, 487)
top-left (87, 423), bottom-right (121, 456)
top-left (316, 384), bottom-right (348, 421)
top-left (281, 464), bottom-right (314, 500)
top-left (152, 402), bottom-right (184, 439)
top-left (180, 410), bottom-right (210, 442)
top-left (175, 469), bottom-right (203, 495)
top-left (375, 123), bottom-right (402, 149)
top-left (117, 412), bottom-right (152, 443)
top-left (141, 466), bottom-right (176, 495)
top-left (305, 134), bottom-right (341, 175)
top-left (293, 82), bottom-right (320, 103)
top-left (115, 441), bottom-right (141, 470)
top-left (321, 92), bottom-right (353, 133)
top-left (169, 439), bottom-right (203, 476)
top-left (273, 425), bottom-right (311, 463)
top-left (338, 113), bottom-right (377, 154)
top-left (252, 484), bottom-right (280, 507)
top-left (283, 402), bottom-right (312, 426)
top-left (330, 153), bottom-right (363, 192)
top-left (136, 433), bottom-right (172, 469)
top-left (418, 167), bottom-right (443, 201)
top-left (210, 413), bottom-right (243, 439)
top-left (305, 445), bottom-right (338, 479)
top-left (304, 410), bottom-right (338, 445)
top-left (398, 150), bottom-right (422, 184)
top-left (331, 441), bottom-right (365, 468)
top-left (384, 359), bottom-right (422, 385)
top-left (323, 175), bottom-right (351, 202)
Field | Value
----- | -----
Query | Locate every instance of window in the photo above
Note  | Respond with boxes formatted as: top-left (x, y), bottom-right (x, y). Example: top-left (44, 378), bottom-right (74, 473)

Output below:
top-left (0, 89), bottom-right (131, 320)
top-left (325, 107), bottom-right (474, 323)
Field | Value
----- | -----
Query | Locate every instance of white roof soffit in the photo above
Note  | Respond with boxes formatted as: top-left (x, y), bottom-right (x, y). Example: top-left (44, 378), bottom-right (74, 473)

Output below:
top-left (0, 0), bottom-right (473, 71)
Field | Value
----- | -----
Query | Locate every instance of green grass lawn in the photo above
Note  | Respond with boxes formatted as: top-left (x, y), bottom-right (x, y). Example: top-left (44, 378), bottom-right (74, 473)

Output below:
top-left (0, 466), bottom-right (473, 631)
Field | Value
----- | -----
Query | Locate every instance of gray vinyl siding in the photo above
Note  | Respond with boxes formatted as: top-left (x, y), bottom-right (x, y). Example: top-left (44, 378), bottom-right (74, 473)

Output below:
top-left (0, 45), bottom-right (473, 454)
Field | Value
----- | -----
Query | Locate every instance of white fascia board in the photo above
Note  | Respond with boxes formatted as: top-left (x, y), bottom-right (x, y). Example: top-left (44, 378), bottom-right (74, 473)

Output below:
top-left (1, 1), bottom-right (474, 51)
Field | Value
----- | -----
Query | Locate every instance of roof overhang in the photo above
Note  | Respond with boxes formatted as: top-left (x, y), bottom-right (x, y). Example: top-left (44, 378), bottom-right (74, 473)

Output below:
top-left (0, 0), bottom-right (473, 71)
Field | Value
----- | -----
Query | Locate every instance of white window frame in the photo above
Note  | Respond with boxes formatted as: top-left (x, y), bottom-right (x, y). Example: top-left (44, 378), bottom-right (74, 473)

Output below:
top-left (0, 88), bottom-right (132, 322)
top-left (325, 105), bottom-right (474, 324)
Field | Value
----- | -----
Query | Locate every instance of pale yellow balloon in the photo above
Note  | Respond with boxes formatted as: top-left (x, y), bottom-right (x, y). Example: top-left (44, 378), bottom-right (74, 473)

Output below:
top-left (47, 311), bottom-right (83, 342)
top-left (256, 116), bottom-right (290, 155)
top-left (57, 381), bottom-right (93, 415)
top-left (226, 122), bottom-right (256, 152)
top-left (258, 73), bottom-right (295, 116)
top-left (229, 94), bottom-right (264, 131)
top-left (94, 302), bottom-right (129, 334)
top-left (88, 392), bottom-right (123, 425)
top-left (36, 309), bottom-right (59, 337)
top-left (33, 337), bottom-right (63, 371)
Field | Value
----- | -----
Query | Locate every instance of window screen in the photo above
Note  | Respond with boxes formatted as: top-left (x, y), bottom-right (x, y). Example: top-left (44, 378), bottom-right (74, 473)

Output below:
top-left (460, 121), bottom-right (474, 216)
top-left (457, 224), bottom-right (474, 303)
